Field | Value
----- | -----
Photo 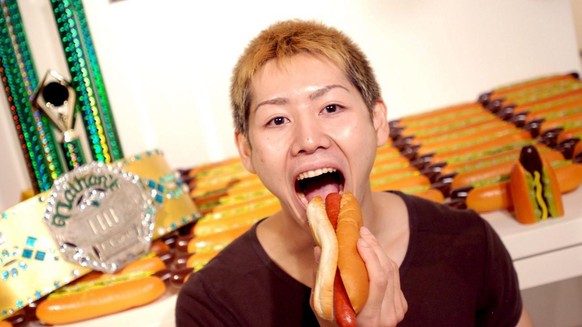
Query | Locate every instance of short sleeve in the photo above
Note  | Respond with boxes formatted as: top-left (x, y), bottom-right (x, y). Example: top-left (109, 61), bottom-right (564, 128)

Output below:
top-left (476, 219), bottom-right (523, 327)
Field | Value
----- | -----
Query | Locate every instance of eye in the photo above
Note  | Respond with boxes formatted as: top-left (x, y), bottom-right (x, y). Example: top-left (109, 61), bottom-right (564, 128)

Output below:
top-left (267, 116), bottom-right (289, 126)
top-left (322, 104), bottom-right (341, 114)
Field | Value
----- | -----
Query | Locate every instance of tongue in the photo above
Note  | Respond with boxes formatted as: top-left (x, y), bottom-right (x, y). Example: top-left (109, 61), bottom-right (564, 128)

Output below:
top-left (303, 173), bottom-right (341, 203)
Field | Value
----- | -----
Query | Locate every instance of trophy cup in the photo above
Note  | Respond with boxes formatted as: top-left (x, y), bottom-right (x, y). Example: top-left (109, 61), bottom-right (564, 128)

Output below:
top-left (32, 70), bottom-right (86, 170)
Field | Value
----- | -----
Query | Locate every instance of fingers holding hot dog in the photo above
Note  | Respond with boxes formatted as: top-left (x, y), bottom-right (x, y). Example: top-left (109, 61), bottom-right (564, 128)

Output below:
top-left (356, 227), bottom-right (407, 327)
top-left (307, 193), bottom-right (407, 326)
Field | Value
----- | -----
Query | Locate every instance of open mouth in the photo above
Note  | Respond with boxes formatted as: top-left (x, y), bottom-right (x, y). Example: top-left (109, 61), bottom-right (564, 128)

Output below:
top-left (296, 168), bottom-right (344, 204)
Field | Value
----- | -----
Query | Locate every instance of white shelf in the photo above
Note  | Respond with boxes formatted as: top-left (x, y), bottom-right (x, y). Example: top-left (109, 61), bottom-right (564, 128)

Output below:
top-left (483, 186), bottom-right (582, 290)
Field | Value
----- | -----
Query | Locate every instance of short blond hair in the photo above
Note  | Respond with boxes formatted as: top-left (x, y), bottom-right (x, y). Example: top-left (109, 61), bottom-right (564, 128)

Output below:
top-left (230, 19), bottom-right (381, 137)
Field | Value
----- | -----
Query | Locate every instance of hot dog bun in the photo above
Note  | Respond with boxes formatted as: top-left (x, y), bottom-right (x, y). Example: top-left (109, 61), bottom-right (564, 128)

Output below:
top-left (307, 192), bottom-right (368, 322)
top-left (337, 193), bottom-right (369, 312)
top-left (307, 196), bottom-right (338, 320)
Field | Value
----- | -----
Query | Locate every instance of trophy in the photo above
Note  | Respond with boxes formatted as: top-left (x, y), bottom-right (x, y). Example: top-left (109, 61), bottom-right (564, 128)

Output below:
top-left (32, 70), bottom-right (86, 170)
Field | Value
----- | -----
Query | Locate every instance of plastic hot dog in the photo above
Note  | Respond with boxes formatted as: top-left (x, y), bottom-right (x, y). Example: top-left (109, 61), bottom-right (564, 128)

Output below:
top-left (390, 102), bottom-right (483, 131)
top-left (441, 144), bottom-right (564, 176)
top-left (450, 149), bottom-right (564, 190)
top-left (488, 75), bottom-right (582, 108)
top-left (35, 273), bottom-right (166, 325)
top-left (451, 159), bottom-right (582, 214)
top-left (478, 72), bottom-right (579, 106)
top-left (307, 192), bottom-right (369, 326)
top-left (509, 145), bottom-right (564, 224)
top-left (556, 126), bottom-right (582, 144)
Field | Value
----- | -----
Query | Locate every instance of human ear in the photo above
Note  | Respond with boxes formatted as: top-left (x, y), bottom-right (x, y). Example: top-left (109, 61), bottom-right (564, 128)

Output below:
top-left (235, 132), bottom-right (256, 174)
top-left (372, 100), bottom-right (389, 147)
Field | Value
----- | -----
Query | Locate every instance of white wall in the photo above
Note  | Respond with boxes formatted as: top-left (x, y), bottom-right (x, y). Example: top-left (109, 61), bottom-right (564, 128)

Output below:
top-left (1, 0), bottom-right (581, 211)
top-left (572, 0), bottom-right (582, 52)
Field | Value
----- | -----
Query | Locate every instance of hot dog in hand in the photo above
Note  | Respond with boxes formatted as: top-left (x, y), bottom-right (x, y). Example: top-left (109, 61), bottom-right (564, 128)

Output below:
top-left (307, 192), bottom-right (369, 326)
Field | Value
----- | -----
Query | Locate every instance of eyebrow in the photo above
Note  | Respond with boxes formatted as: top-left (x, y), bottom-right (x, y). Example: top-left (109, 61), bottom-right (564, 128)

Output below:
top-left (309, 84), bottom-right (348, 100)
top-left (254, 84), bottom-right (349, 112)
top-left (255, 97), bottom-right (289, 112)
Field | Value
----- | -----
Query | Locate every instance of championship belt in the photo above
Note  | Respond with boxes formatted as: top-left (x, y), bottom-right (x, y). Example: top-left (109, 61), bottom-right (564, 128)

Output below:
top-left (0, 150), bottom-right (199, 320)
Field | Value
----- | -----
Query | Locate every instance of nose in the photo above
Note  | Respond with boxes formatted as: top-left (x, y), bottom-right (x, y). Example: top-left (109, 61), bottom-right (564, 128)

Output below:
top-left (290, 116), bottom-right (331, 155)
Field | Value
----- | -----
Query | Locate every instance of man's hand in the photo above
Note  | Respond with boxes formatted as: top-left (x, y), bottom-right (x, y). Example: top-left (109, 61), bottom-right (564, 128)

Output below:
top-left (311, 226), bottom-right (407, 326)
top-left (355, 226), bottom-right (407, 326)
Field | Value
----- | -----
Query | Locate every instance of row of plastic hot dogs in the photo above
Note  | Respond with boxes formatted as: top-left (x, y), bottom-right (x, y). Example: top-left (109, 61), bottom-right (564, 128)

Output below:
top-left (390, 125), bottom-right (582, 213)
top-left (388, 71), bottom-right (582, 214)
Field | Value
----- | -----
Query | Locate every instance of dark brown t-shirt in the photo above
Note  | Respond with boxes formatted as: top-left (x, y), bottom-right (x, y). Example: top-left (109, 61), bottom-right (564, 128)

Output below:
top-left (176, 192), bottom-right (522, 326)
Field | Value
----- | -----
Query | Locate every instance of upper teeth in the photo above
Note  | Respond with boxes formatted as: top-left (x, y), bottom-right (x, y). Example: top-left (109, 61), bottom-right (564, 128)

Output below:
top-left (297, 168), bottom-right (337, 180)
